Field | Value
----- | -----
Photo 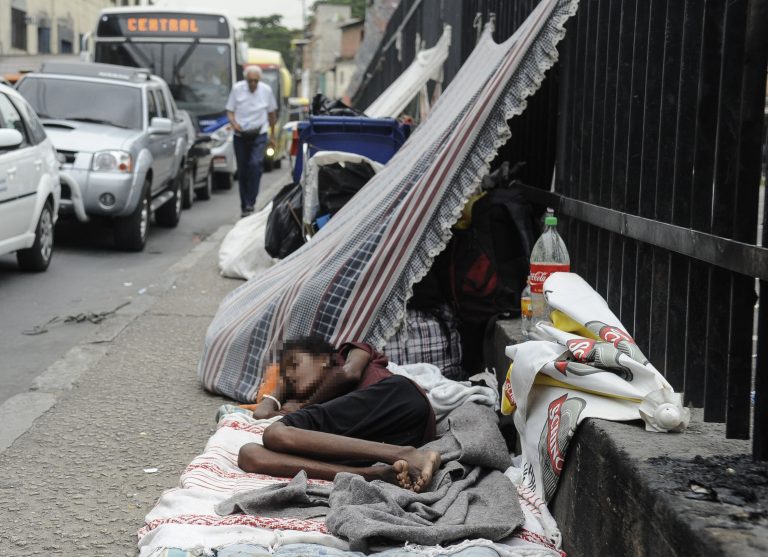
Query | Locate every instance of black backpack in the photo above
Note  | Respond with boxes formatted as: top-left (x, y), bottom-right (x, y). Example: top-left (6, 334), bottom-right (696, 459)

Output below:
top-left (264, 183), bottom-right (305, 259)
top-left (446, 184), bottom-right (539, 323)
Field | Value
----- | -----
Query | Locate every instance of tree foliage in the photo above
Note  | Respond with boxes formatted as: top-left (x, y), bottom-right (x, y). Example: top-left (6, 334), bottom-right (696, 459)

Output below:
top-left (240, 15), bottom-right (301, 71)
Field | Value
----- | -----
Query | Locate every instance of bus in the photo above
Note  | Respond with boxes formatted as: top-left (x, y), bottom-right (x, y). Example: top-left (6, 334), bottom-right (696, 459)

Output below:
top-left (245, 48), bottom-right (292, 171)
top-left (86, 8), bottom-right (248, 189)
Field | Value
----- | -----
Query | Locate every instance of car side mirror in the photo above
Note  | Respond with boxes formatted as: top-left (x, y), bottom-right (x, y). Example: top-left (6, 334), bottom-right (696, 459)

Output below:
top-left (0, 129), bottom-right (23, 150)
top-left (148, 117), bottom-right (172, 135)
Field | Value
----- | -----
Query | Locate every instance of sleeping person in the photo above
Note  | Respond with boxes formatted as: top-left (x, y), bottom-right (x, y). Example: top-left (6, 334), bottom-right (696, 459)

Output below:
top-left (237, 337), bottom-right (441, 492)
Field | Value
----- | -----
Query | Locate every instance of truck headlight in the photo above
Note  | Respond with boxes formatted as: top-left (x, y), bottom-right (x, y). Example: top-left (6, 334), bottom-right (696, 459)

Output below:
top-left (92, 150), bottom-right (133, 173)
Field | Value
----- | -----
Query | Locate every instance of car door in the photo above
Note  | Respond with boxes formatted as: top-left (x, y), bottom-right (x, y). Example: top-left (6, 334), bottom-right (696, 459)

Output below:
top-left (153, 89), bottom-right (174, 186)
top-left (145, 88), bottom-right (168, 193)
top-left (0, 92), bottom-right (41, 243)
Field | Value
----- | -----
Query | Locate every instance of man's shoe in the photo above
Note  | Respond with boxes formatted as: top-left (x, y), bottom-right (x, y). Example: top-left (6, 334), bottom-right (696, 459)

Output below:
top-left (241, 207), bottom-right (254, 218)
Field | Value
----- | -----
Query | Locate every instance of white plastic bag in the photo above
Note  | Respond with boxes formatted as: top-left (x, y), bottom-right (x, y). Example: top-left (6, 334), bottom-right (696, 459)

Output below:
top-left (218, 202), bottom-right (276, 280)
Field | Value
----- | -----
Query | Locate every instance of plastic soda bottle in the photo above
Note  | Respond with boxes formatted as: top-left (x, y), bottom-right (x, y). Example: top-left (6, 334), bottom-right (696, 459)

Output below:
top-left (529, 213), bottom-right (570, 327)
top-left (520, 280), bottom-right (532, 339)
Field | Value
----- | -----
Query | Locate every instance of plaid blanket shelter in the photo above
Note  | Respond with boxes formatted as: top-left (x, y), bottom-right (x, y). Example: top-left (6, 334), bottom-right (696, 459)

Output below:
top-left (198, 0), bottom-right (580, 402)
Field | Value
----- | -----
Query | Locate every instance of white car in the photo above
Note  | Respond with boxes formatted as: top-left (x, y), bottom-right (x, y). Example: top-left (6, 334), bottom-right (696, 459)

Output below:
top-left (0, 84), bottom-right (60, 271)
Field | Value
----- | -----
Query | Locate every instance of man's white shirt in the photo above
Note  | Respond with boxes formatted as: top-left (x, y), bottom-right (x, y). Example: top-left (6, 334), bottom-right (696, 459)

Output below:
top-left (225, 81), bottom-right (278, 133)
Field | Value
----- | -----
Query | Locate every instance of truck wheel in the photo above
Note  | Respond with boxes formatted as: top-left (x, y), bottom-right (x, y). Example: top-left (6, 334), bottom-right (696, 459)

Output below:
top-left (196, 164), bottom-right (213, 200)
top-left (17, 201), bottom-right (54, 272)
top-left (115, 183), bottom-right (150, 251)
top-left (181, 166), bottom-right (195, 209)
top-left (156, 175), bottom-right (182, 227)
top-left (214, 171), bottom-right (233, 190)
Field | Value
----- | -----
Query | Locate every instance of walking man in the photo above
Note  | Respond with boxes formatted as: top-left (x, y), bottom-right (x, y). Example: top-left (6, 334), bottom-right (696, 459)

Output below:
top-left (225, 65), bottom-right (278, 217)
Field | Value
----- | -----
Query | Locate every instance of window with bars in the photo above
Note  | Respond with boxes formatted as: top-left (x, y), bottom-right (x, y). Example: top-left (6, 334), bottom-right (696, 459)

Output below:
top-left (11, 8), bottom-right (27, 50)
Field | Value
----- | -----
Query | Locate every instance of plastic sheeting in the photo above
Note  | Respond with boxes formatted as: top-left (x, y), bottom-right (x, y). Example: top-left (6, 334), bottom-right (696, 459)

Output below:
top-left (364, 25), bottom-right (452, 119)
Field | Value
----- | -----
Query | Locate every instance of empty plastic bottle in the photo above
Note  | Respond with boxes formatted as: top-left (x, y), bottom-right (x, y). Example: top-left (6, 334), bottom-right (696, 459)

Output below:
top-left (520, 280), bottom-right (532, 339)
top-left (529, 213), bottom-right (570, 328)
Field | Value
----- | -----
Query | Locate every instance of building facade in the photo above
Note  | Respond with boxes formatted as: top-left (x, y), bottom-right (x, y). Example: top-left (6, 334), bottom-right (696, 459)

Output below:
top-left (0, 0), bottom-right (144, 57)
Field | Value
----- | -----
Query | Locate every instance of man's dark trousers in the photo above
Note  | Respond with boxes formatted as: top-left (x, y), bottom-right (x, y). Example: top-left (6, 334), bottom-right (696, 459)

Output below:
top-left (233, 132), bottom-right (268, 212)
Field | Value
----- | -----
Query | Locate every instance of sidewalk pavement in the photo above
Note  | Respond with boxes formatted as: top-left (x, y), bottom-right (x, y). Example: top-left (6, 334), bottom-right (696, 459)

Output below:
top-left (0, 176), bottom-right (289, 555)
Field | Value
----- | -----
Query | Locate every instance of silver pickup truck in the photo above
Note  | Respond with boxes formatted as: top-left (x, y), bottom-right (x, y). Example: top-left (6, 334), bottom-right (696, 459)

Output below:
top-left (17, 62), bottom-right (188, 251)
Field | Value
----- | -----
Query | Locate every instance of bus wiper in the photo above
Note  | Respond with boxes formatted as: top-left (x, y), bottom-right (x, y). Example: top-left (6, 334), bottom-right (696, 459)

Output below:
top-left (124, 38), bottom-right (155, 72)
top-left (69, 117), bottom-right (129, 129)
top-left (171, 39), bottom-right (199, 85)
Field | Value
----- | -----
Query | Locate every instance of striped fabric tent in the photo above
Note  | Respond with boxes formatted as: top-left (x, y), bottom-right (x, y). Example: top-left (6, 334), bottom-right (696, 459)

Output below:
top-left (198, 0), bottom-right (580, 402)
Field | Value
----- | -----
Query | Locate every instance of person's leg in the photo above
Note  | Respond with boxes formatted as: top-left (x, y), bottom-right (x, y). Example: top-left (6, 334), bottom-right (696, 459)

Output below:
top-left (232, 135), bottom-right (248, 212)
top-left (238, 441), bottom-right (411, 486)
top-left (244, 134), bottom-right (267, 209)
top-left (251, 421), bottom-right (440, 491)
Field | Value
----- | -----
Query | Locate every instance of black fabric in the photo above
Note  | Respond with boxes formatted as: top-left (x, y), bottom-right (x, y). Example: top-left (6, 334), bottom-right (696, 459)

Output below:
top-left (317, 162), bottom-right (377, 217)
top-left (447, 185), bottom-right (539, 323)
top-left (265, 183), bottom-right (304, 259)
top-left (310, 93), bottom-right (364, 116)
top-left (280, 375), bottom-right (431, 451)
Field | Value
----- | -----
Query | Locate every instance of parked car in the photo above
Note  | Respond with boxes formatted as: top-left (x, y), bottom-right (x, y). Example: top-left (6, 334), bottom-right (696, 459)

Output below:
top-left (0, 83), bottom-right (60, 271)
top-left (178, 109), bottom-right (214, 208)
top-left (16, 62), bottom-right (188, 251)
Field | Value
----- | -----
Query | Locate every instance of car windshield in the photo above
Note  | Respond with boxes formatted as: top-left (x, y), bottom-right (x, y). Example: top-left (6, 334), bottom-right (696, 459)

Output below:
top-left (94, 42), bottom-right (232, 118)
top-left (18, 78), bottom-right (142, 130)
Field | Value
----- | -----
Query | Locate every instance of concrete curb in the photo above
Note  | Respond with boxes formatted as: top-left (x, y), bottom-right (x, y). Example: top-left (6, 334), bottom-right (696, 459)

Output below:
top-left (0, 225), bottom-right (231, 453)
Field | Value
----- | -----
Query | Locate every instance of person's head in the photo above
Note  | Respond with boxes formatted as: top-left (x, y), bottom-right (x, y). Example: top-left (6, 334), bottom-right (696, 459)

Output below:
top-left (278, 336), bottom-right (335, 398)
top-left (244, 65), bottom-right (262, 92)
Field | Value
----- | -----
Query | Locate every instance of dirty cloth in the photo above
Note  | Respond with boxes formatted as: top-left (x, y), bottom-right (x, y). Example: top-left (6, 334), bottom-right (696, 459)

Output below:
top-left (197, 0), bottom-right (580, 403)
top-left (215, 403), bottom-right (520, 552)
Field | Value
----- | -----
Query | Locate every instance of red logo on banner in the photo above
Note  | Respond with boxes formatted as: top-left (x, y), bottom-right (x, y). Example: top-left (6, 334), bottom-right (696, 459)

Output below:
top-left (599, 325), bottom-right (634, 346)
top-left (566, 339), bottom-right (595, 361)
top-left (546, 395), bottom-right (568, 474)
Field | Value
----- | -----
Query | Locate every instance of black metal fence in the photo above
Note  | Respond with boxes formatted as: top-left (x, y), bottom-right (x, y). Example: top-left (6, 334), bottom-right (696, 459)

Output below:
top-left (352, 0), bottom-right (768, 458)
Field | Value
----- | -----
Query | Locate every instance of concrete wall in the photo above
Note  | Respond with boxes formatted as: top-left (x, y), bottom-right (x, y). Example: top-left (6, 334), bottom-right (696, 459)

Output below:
top-left (306, 3), bottom-right (351, 96)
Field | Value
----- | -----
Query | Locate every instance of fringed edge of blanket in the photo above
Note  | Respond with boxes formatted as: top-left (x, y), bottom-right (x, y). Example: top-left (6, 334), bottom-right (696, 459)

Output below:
top-left (368, 0), bottom-right (580, 349)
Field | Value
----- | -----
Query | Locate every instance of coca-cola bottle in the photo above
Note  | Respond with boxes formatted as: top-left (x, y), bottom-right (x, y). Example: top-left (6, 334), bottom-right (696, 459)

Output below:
top-left (529, 213), bottom-right (570, 328)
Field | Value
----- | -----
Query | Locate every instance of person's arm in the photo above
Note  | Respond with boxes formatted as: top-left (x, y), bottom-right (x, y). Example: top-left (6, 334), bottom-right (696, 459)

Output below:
top-left (227, 110), bottom-right (242, 133)
top-left (299, 347), bottom-right (370, 407)
top-left (249, 372), bottom-right (288, 419)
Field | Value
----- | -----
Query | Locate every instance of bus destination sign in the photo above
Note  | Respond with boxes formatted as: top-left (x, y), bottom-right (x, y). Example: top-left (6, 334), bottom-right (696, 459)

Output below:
top-left (97, 13), bottom-right (230, 39)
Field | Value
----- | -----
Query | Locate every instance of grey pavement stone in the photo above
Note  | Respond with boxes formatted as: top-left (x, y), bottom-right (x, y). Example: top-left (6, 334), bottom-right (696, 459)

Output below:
top-left (0, 231), bottom-right (239, 555)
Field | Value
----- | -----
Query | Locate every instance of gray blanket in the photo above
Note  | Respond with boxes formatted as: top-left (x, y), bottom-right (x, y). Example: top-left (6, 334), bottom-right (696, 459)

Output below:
top-left (216, 402), bottom-right (523, 552)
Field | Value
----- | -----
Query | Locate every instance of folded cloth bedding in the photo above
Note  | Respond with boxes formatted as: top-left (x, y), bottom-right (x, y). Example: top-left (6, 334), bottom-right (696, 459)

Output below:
top-left (216, 403), bottom-right (522, 552)
top-left (387, 362), bottom-right (498, 421)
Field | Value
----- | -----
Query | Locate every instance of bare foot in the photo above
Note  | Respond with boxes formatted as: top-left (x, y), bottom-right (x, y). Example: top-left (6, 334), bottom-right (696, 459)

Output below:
top-left (393, 459), bottom-right (413, 490)
top-left (401, 448), bottom-right (441, 493)
top-left (363, 462), bottom-right (411, 490)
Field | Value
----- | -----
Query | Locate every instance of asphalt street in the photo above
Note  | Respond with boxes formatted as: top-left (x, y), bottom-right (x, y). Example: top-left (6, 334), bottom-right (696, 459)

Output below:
top-left (0, 167), bottom-right (289, 407)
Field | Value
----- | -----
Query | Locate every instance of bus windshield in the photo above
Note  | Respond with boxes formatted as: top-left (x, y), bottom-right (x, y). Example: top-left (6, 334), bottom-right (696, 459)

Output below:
top-left (95, 42), bottom-right (232, 118)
